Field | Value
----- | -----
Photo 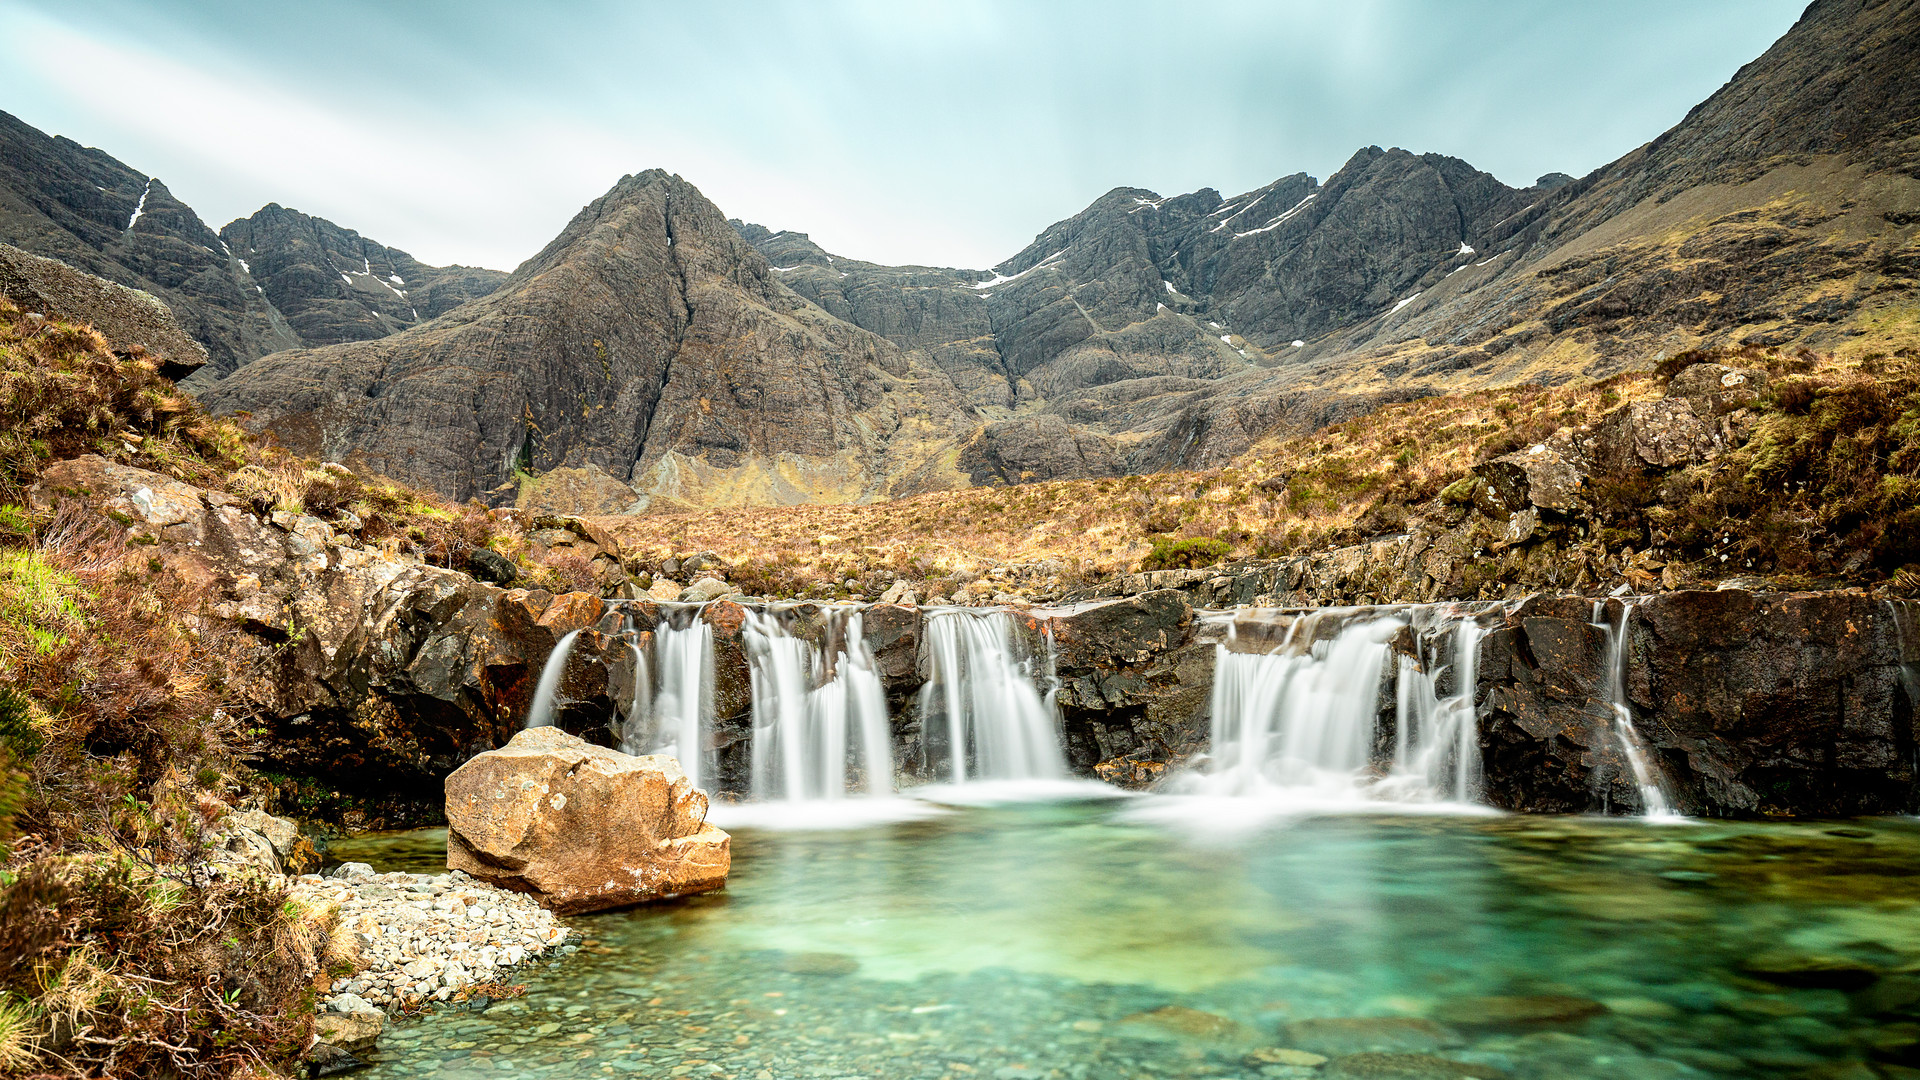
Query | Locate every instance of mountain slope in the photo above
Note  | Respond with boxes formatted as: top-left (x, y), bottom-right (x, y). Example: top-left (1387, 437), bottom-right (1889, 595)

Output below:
top-left (219, 204), bottom-right (506, 347)
top-left (1140, 0), bottom-right (1920, 467)
top-left (202, 171), bottom-right (971, 504)
top-left (0, 109), bottom-right (296, 380)
top-left (0, 110), bottom-right (509, 382)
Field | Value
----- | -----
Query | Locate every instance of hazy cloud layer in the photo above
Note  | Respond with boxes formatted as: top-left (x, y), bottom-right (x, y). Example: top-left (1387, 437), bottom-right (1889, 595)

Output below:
top-left (0, 0), bottom-right (1804, 272)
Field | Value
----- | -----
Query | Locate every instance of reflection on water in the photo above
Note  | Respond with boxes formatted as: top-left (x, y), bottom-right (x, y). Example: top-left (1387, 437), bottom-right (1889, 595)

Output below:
top-left (349, 805), bottom-right (1920, 1079)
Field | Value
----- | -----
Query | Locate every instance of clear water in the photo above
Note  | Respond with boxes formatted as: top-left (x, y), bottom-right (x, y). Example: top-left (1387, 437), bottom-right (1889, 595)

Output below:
top-left (338, 807), bottom-right (1920, 1079)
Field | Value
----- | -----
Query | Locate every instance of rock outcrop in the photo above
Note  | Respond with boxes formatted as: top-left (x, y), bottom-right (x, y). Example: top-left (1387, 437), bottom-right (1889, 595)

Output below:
top-left (444, 727), bottom-right (730, 913)
top-left (0, 242), bottom-right (208, 377)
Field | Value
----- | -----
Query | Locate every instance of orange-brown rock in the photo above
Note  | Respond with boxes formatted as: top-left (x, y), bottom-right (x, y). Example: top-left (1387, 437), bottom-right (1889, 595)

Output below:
top-left (445, 726), bottom-right (729, 913)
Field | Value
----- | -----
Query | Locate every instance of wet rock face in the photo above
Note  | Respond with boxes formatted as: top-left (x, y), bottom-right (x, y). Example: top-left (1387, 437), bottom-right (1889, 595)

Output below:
top-left (444, 726), bottom-right (730, 913)
top-left (1478, 590), bottom-right (1920, 816)
top-left (1037, 590), bottom-right (1215, 781)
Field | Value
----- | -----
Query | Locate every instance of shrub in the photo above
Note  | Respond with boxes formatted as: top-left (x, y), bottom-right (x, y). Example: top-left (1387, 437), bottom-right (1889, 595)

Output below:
top-left (1140, 536), bottom-right (1232, 571)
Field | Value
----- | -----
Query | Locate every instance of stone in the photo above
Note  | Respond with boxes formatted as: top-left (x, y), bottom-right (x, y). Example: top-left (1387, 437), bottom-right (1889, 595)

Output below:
top-left (0, 241), bottom-right (208, 378)
top-left (1322, 1052), bottom-right (1508, 1079)
top-left (444, 726), bottom-right (731, 913)
top-left (1666, 362), bottom-right (1768, 415)
top-left (1246, 1048), bottom-right (1329, 1067)
top-left (776, 952), bottom-right (860, 977)
top-left (1739, 950), bottom-right (1883, 990)
top-left (1429, 994), bottom-right (1606, 1029)
top-left (1474, 443), bottom-right (1586, 515)
top-left (1593, 397), bottom-right (1723, 471)
top-left (1115, 1005), bottom-right (1253, 1044)
top-left (648, 578), bottom-right (684, 602)
top-left (1281, 1017), bottom-right (1455, 1056)
top-left (682, 577), bottom-right (737, 604)
top-left (467, 548), bottom-right (519, 586)
top-left (302, 1041), bottom-right (367, 1077)
top-left (314, 1007), bottom-right (383, 1054)
top-left (212, 808), bottom-right (318, 875)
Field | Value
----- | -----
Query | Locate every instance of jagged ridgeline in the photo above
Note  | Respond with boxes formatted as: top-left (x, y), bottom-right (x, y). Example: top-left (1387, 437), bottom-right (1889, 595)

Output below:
top-left (0, 0), bottom-right (1913, 517)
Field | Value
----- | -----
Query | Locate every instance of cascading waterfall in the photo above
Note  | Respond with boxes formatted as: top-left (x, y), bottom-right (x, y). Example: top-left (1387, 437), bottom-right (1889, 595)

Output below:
top-left (651, 608), bottom-right (716, 793)
top-left (1387, 610), bottom-right (1487, 802)
top-left (617, 634), bottom-right (652, 755)
top-left (1181, 605), bottom-right (1495, 806)
top-left (523, 629), bottom-right (582, 731)
top-left (1592, 601), bottom-right (1678, 818)
top-left (741, 607), bottom-right (895, 801)
top-left (919, 609), bottom-right (1067, 784)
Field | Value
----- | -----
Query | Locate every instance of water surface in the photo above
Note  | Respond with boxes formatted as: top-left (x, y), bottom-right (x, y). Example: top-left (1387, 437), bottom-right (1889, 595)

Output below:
top-left (343, 805), bottom-right (1920, 1079)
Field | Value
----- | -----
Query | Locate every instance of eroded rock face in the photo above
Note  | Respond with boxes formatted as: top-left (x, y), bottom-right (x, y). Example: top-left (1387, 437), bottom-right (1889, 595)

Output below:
top-left (1036, 591), bottom-right (1214, 780)
top-left (444, 727), bottom-right (730, 913)
top-left (1480, 590), bottom-right (1919, 815)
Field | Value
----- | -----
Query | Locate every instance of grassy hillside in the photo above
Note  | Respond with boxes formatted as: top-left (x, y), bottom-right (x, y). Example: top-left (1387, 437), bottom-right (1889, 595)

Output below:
top-left (602, 338), bottom-right (1920, 603)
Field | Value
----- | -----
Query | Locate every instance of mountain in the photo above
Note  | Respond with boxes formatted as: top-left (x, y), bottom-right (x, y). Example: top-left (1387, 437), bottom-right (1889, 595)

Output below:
top-left (0, 110), bottom-right (507, 382)
top-left (0, 109), bottom-right (295, 381)
top-left (737, 148), bottom-right (1558, 474)
top-left (201, 171), bottom-right (971, 504)
top-left (739, 0), bottom-right (1920, 475)
top-left (1145, 0), bottom-right (1920, 466)
top-left (219, 205), bottom-right (505, 347)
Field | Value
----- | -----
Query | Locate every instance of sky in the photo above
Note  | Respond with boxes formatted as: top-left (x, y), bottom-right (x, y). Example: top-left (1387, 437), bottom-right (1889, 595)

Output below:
top-left (0, 0), bottom-right (1808, 273)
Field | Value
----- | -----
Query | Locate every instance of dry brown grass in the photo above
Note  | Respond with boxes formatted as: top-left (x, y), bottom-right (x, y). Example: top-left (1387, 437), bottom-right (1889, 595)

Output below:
top-left (598, 370), bottom-right (1669, 596)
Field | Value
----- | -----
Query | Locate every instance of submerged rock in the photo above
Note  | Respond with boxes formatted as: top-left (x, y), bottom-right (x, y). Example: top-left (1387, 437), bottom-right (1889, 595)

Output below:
top-left (1115, 1005), bottom-right (1254, 1044)
top-left (444, 726), bottom-right (731, 913)
top-left (1322, 1052), bottom-right (1508, 1079)
top-left (1430, 994), bottom-right (1607, 1029)
top-left (1282, 1017), bottom-right (1456, 1056)
top-left (1739, 950), bottom-right (1883, 990)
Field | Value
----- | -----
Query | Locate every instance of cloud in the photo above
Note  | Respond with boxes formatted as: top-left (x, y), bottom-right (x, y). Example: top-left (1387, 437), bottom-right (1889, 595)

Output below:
top-left (0, 0), bottom-right (1808, 272)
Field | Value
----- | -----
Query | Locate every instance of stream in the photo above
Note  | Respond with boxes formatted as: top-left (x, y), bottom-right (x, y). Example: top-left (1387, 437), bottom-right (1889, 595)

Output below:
top-left (331, 802), bottom-right (1920, 1079)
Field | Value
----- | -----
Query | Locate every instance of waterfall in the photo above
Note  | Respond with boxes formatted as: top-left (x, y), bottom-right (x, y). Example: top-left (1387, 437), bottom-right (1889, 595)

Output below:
top-left (1177, 605), bottom-right (1494, 807)
top-left (651, 609), bottom-right (715, 793)
top-left (741, 606), bottom-right (895, 801)
top-left (617, 635), bottom-right (652, 756)
top-left (919, 610), bottom-right (1067, 784)
top-left (523, 629), bottom-right (582, 730)
top-left (1592, 601), bottom-right (1678, 818)
top-left (1386, 610), bottom-right (1487, 802)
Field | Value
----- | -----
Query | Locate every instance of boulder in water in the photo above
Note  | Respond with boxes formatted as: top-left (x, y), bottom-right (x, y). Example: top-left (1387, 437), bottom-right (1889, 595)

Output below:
top-left (444, 727), bottom-right (730, 913)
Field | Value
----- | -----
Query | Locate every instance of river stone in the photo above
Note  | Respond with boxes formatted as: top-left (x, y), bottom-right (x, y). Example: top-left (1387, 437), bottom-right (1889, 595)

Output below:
top-left (1739, 949), bottom-right (1883, 990)
top-left (1246, 1047), bottom-right (1330, 1067)
top-left (1429, 994), bottom-right (1607, 1029)
top-left (314, 1008), bottom-right (383, 1053)
top-left (1282, 1017), bottom-right (1455, 1056)
top-left (444, 726), bottom-right (731, 914)
top-left (1116, 1005), bottom-right (1253, 1044)
top-left (1323, 1052), bottom-right (1508, 1079)
top-left (776, 952), bottom-right (860, 977)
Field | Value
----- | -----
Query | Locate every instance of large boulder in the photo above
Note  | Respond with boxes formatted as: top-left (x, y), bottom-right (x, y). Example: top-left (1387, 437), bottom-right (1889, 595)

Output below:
top-left (444, 727), bottom-right (730, 913)
top-left (1473, 443), bottom-right (1586, 516)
